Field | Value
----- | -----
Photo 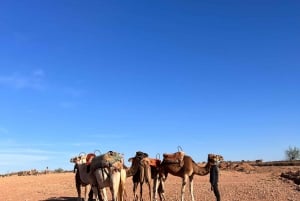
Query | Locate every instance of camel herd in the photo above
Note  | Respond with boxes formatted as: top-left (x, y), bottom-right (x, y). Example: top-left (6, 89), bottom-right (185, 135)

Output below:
top-left (70, 149), bottom-right (224, 201)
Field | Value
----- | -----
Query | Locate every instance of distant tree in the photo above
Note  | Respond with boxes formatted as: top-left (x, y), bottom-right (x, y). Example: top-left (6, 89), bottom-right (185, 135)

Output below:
top-left (285, 146), bottom-right (300, 160)
top-left (54, 168), bottom-right (64, 173)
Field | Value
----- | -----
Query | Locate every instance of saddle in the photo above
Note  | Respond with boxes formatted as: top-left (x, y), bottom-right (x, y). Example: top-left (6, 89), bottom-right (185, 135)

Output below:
top-left (86, 153), bottom-right (96, 165)
top-left (163, 151), bottom-right (185, 166)
top-left (148, 158), bottom-right (161, 167)
top-left (85, 153), bottom-right (96, 173)
top-left (90, 151), bottom-right (124, 172)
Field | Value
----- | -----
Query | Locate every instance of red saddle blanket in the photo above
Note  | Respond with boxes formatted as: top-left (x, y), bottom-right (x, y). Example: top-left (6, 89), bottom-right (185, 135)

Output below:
top-left (86, 153), bottom-right (96, 165)
top-left (148, 158), bottom-right (161, 167)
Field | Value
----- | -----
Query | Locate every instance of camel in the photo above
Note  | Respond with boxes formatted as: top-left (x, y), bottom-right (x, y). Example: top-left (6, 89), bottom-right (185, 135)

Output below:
top-left (150, 157), bottom-right (166, 201)
top-left (127, 151), bottom-right (166, 201)
top-left (70, 153), bottom-right (102, 201)
top-left (127, 151), bottom-right (152, 201)
top-left (89, 151), bottom-right (127, 201)
top-left (157, 151), bottom-right (224, 201)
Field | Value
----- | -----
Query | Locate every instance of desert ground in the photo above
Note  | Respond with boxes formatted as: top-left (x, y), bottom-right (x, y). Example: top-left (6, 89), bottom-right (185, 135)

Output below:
top-left (0, 166), bottom-right (299, 201)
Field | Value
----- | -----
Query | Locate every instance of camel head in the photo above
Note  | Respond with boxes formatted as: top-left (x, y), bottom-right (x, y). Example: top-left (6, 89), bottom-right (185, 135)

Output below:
top-left (127, 151), bottom-right (149, 177)
top-left (70, 153), bottom-right (87, 164)
top-left (128, 151), bottom-right (149, 164)
top-left (208, 153), bottom-right (224, 164)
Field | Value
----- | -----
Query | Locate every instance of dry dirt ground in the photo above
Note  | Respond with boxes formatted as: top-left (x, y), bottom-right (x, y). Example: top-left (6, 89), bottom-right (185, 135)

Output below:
top-left (0, 166), bottom-right (299, 201)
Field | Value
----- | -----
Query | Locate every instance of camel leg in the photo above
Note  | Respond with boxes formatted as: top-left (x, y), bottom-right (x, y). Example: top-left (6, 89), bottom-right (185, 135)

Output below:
top-left (139, 166), bottom-right (145, 201)
top-left (112, 182), bottom-right (121, 201)
top-left (152, 175), bottom-right (158, 201)
top-left (153, 175), bottom-right (166, 201)
top-left (160, 172), bottom-right (167, 201)
top-left (89, 187), bottom-right (94, 201)
top-left (75, 172), bottom-right (82, 201)
top-left (158, 180), bottom-right (166, 201)
top-left (189, 176), bottom-right (195, 201)
top-left (110, 172), bottom-right (121, 201)
top-left (139, 182), bottom-right (143, 201)
top-left (91, 185), bottom-right (101, 201)
top-left (115, 179), bottom-right (121, 201)
top-left (133, 182), bottom-right (138, 201)
top-left (76, 183), bottom-right (81, 201)
top-left (146, 181), bottom-right (151, 201)
top-left (145, 167), bottom-right (152, 201)
top-left (119, 169), bottom-right (127, 201)
top-left (84, 185), bottom-right (91, 201)
top-left (100, 188), bottom-right (108, 201)
top-left (94, 169), bottom-right (108, 201)
top-left (181, 174), bottom-right (188, 201)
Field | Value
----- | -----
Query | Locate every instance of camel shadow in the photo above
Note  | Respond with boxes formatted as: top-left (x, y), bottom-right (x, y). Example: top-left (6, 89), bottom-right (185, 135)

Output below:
top-left (40, 197), bottom-right (77, 201)
top-left (40, 197), bottom-right (97, 201)
top-left (39, 197), bottom-right (76, 201)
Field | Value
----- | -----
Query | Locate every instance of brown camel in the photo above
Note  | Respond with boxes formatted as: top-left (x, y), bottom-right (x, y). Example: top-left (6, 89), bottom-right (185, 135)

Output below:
top-left (157, 152), bottom-right (223, 201)
top-left (127, 151), bottom-right (165, 201)
top-left (70, 153), bottom-right (101, 201)
top-left (150, 158), bottom-right (166, 201)
top-left (127, 151), bottom-right (152, 201)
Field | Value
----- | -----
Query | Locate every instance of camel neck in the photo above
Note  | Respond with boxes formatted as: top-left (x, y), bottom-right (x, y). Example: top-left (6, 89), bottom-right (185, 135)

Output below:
top-left (126, 160), bottom-right (140, 177)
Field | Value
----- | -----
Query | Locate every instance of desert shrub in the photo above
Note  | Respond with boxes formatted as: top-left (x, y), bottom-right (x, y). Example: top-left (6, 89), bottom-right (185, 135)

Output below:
top-left (285, 146), bottom-right (300, 161)
top-left (54, 168), bottom-right (64, 173)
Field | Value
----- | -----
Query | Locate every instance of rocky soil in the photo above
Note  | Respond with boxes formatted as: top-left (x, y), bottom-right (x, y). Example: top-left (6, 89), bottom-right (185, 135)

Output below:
top-left (0, 166), bottom-right (299, 201)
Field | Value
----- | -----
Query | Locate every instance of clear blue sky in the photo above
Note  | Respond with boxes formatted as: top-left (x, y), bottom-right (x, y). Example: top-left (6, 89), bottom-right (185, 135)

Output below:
top-left (0, 0), bottom-right (299, 174)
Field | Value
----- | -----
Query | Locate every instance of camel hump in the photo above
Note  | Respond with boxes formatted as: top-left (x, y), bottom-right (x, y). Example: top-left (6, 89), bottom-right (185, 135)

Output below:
top-left (163, 151), bottom-right (185, 159)
top-left (163, 151), bottom-right (185, 164)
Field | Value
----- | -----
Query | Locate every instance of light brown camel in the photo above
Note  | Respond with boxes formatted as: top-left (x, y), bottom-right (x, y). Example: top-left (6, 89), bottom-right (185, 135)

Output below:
top-left (157, 152), bottom-right (223, 201)
top-left (89, 151), bottom-right (127, 201)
